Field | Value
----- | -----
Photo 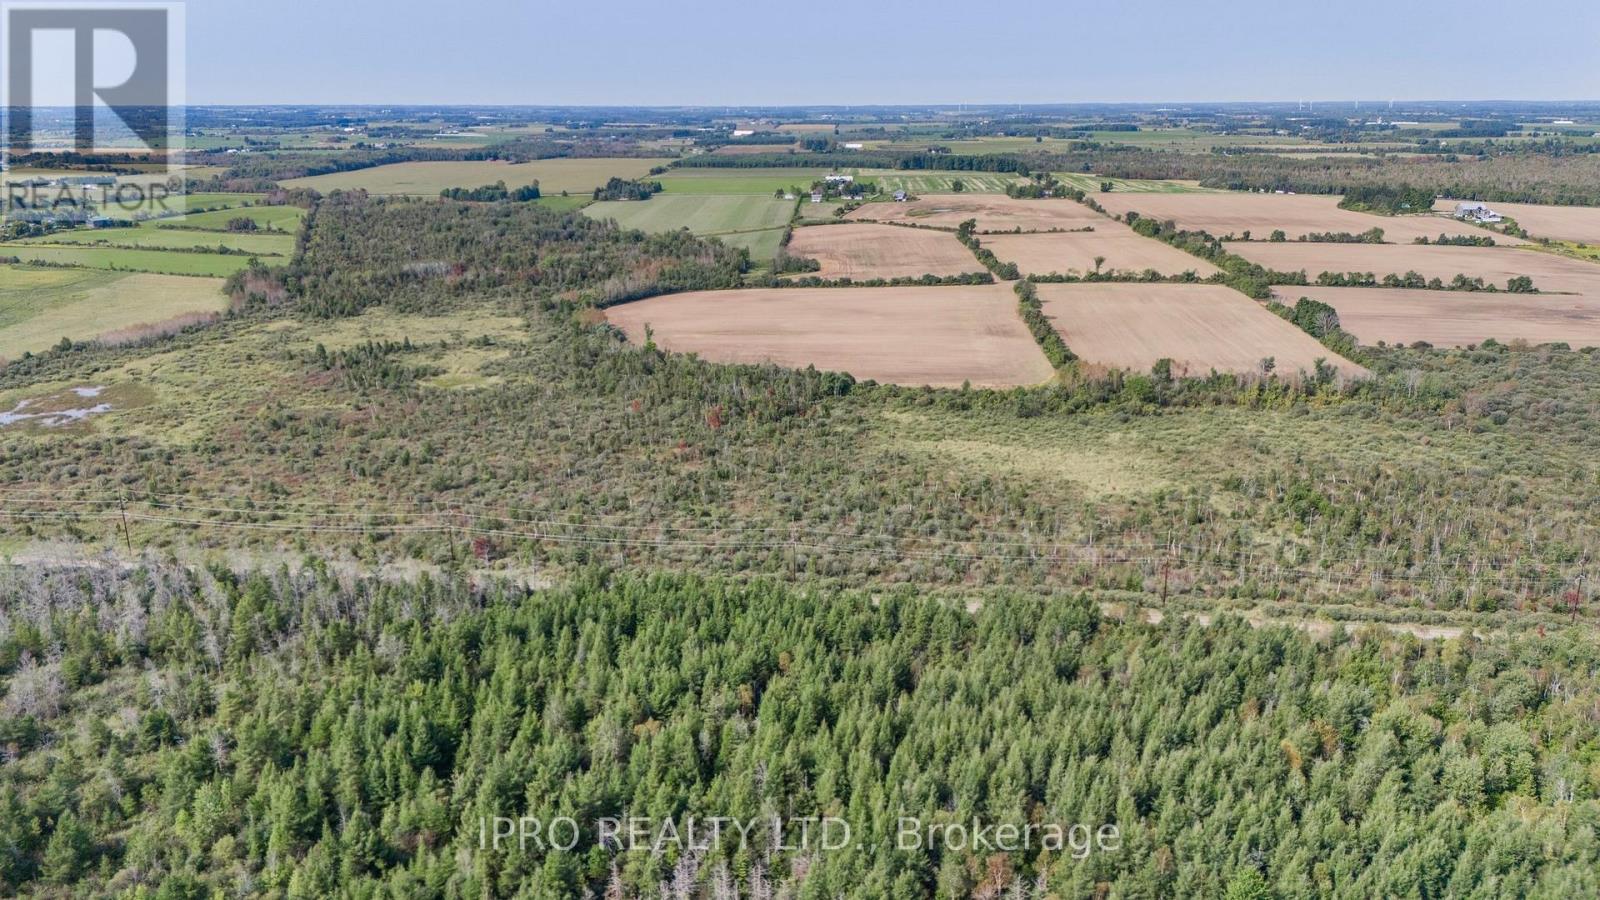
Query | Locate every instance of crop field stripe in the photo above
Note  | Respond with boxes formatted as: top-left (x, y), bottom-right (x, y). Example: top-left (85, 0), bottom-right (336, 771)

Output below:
top-left (0, 244), bottom-right (258, 277)
top-left (0, 267), bottom-right (227, 357)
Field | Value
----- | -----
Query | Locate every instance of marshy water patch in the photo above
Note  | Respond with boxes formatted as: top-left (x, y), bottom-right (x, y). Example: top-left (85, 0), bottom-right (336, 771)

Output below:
top-left (0, 383), bottom-right (150, 430)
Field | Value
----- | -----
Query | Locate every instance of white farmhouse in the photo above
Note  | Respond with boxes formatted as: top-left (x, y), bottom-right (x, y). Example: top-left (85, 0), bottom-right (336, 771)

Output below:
top-left (1454, 202), bottom-right (1503, 224)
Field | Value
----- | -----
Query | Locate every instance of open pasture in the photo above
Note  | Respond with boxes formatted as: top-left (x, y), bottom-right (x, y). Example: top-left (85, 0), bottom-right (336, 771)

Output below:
top-left (17, 225), bottom-right (295, 257)
top-left (1035, 283), bottom-right (1364, 377)
top-left (1231, 243), bottom-right (1600, 294)
top-left (786, 224), bottom-right (985, 280)
top-left (0, 243), bottom-right (254, 277)
top-left (1434, 199), bottom-right (1600, 245)
top-left (712, 228), bottom-right (788, 263)
top-left (280, 158), bottom-right (671, 196)
top-left (1277, 287), bottom-right (1600, 348)
top-left (0, 266), bottom-right (226, 358)
top-left (1093, 192), bottom-right (1529, 246)
top-left (982, 223), bottom-right (1223, 278)
top-left (172, 205), bottom-right (306, 232)
top-left (605, 284), bottom-right (1054, 388)
top-left (584, 194), bottom-right (793, 236)
top-left (848, 194), bottom-right (1106, 232)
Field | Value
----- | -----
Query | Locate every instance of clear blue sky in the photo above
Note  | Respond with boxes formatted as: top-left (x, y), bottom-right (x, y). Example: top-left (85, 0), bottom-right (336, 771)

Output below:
top-left (185, 0), bottom-right (1600, 105)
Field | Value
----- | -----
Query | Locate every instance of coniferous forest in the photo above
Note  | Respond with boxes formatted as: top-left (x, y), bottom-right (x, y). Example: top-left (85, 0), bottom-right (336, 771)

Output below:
top-left (3, 565), bottom-right (1599, 898)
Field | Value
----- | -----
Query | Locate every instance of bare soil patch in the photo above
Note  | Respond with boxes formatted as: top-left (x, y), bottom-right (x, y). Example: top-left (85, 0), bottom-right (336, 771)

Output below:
top-left (1036, 283), bottom-right (1364, 377)
top-left (1277, 287), bottom-right (1600, 348)
top-left (847, 194), bottom-right (1106, 232)
top-left (786, 224), bottom-right (985, 280)
top-left (1232, 243), bottom-right (1600, 294)
top-left (983, 222), bottom-right (1223, 278)
top-left (1094, 192), bottom-right (1528, 246)
top-left (605, 285), bottom-right (1054, 388)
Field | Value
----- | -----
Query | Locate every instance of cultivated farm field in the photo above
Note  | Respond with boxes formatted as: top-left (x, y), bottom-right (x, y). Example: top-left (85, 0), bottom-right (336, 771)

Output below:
top-left (982, 223), bottom-right (1224, 277)
top-left (859, 172), bottom-right (1018, 194)
top-left (848, 194), bottom-right (1106, 232)
top-left (584, 194), bottom-right (793, 235)
top-left (1279, 287), bottom-right (1600, 348)
top-left (280, 158), bottom-right (671, 196)
top-left (15, 225), bottom-right (295, 257)
top-left (0, 266), bottom-right (226, 358)
top-left (1094, 192), bottom-right (1529, 245)
top-left (172, 205), bottom-right (306, 232)
top-left (584, 194), bottom-right (794, 263)
top-left (1230, 243), bottom-right (1600, 294)
top-left (1036, 283), bottom-right (1365, 377)
top-left (0, 244), bottom-right (256, 277)
top-left (786, 224), bottom-right (985, 279)
top-left (655, 170), bottom-right (843, 195)
top-left (1051, 174), bottom-right (1216, 194)
top-left (605, 285), bottom-right (1055, 388)
top-left (1433, 198), bottom-right (1600, 245)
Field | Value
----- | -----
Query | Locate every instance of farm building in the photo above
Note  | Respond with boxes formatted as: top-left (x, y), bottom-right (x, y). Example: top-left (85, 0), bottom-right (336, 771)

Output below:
top-left (893, 190), bottom-right (908, 202)
top-left (810, 191), bottom-right (823, 204)
top-left (1455, 202), bottom-right (1503, 224)
top-left (824, 174), bottom-right (854, 185)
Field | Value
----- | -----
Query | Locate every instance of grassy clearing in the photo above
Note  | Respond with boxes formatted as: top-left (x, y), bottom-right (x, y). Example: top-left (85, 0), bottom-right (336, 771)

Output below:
top-left (1, 308), bottom-right (530, 442)
top-left (280, 158), bottom-right (671, 196)
top-left (880, 398), bottom-right (1532, 506)
top-left (0, 243), bottom-right (255, 276)
top-left (0, 266), bottom-right (227, 358)
top-left (16, 224), bottom-right (295, 257)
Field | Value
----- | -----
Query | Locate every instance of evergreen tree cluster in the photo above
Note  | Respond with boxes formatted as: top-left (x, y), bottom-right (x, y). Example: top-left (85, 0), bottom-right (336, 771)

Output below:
top-left (2, 565), bottom-right (1598, 897)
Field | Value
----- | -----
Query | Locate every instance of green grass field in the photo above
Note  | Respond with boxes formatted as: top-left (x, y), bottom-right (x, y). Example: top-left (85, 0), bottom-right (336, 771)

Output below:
top-left (710, 227), bottom-right (788, 262)
top-left (17, 225), bottom-right (295, 257)
top-left (171, 205), bottom-right (306, 232)
top-left (280, 158), bottom-right (671, 197)
top-left (530, 194), bottom-right (593, 212)
top-left (0, 244), bottom-right (259, 277)
top-left (0, 266), bottom-right (227, 358)
top-left (95, 191), bottom-right (263, 219)
top-left (585, 194), bottom-right (794, 237)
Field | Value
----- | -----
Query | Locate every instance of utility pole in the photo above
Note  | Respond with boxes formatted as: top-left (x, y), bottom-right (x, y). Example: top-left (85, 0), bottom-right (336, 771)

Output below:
top-left (117, 493), bottom-right (133, 555)
top-left (1160, 531), bottom-right (1172, 604)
